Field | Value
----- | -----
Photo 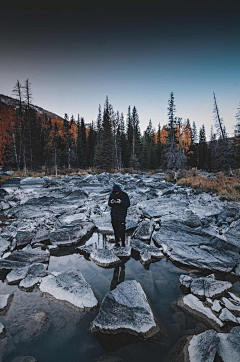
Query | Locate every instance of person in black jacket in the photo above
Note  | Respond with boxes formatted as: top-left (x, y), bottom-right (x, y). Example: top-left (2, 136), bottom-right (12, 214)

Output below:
top-left (108, 184), bottom-right (130, 247)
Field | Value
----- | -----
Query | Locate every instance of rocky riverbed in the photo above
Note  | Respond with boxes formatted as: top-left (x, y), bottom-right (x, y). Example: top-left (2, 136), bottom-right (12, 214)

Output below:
top-left (0, 172), bottom-right (240, 362)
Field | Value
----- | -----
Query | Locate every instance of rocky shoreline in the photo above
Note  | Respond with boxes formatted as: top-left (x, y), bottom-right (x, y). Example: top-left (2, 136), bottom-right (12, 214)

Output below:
top-left (0, 172), bottom-right (240, 361)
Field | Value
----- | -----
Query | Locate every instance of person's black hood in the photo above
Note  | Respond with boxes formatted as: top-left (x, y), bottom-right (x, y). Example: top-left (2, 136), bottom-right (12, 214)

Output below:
top-left (112, 184), bottom-right (122, 193)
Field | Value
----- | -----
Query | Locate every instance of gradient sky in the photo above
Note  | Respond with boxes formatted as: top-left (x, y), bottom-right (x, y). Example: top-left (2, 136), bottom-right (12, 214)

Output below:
top-left (1, 1), bottom-right (240, 139)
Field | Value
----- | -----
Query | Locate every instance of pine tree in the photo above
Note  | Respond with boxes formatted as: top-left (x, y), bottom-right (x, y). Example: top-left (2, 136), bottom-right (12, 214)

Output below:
top-left (189, 121), bottom-right (198, 168)
top-left (126, 106), bottom-right (133, 167)
top-left (233, 103), bottom-right (240, 167)
top-left (79, 117), bottom-right (87, 168)
top-left (86, 121), bottom-right (96, 167)
top-left (198, 125), bottom-right (208, 169)
top-left (156, 123), bottom-right (162, 169)
top-left (213, 92), bottom-right (233, 175)
top-left (209, 126), bottom-right (217, 171)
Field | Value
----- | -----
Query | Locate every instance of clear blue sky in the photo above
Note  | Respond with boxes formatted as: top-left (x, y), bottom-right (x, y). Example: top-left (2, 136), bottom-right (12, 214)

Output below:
top-left (1, 1), bottom-right (240, 139)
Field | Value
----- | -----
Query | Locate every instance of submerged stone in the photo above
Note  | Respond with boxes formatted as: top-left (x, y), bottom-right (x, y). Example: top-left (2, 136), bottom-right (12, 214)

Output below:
top-left (39, 270), bottom-right (98, 311)
top-left (6, 246), bottom-right (50, 264)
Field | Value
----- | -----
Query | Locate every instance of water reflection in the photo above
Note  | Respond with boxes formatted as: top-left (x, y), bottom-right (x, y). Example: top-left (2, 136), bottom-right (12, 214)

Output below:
top-left (110, 265), bottom-right (125, 291)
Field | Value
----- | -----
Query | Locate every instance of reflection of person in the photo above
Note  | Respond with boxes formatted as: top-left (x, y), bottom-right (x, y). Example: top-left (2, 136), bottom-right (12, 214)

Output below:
top-left (110, 265), bottom-right (125, 291)
top-left (108, 184), bottom-right (130, 247)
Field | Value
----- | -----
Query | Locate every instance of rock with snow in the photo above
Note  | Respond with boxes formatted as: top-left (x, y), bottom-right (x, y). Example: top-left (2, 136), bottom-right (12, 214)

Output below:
top-left (218, 326), bottom-right (240, 362)
top-left (153, 221), bottom-right (239, 273)
top-left (19, 275), bottom-right (42, 291)
top-left (221, 297), bottom-right (240, 314)
top-left (228, 292), bottom-right (240, 303)
top-left (10, 357), bottom-right (37, 362)
top-left (0, 237), bottom-right (10, 257)
top-left (219, 308), bottom-right (239, 324)
top-left (0, 322), bottom-right (6, 339)
top-left (0, 293), bottom-right (14, 315)
top-left (20, 177), bottom-right (44, 186)
top-left (177, 294), bottom-right (224, 330)
top-left (6, 245), bottom-right (50, 264)
top-left (190, 277), bottom-right (232, 298)
top-left (90, 249), bottom-right (122, 268)
top-left (187, 329), bottom-right (219, 362)
top-left (131, 219), bottom-right (155, 242)
top-left (112, 245), bottom-right (131, 258)
top-left (39, 270), bottom-right (98, 311)
top-left (0, 258), bottom-right (29, 272)
top-left (15, 230), bottom-right (35, 247)
top-left (130, 238), bottom-right (164, 266)
top-left (92, 280), bottom-right (159, 341)
top-left (212, 300), bottom-right (222, 313)
top-left (179, 275), bottom-right (193, 289)
top-left (6, 266), bottom-right (29, 284)
top-left (49, 221), bottom-right (95, 247)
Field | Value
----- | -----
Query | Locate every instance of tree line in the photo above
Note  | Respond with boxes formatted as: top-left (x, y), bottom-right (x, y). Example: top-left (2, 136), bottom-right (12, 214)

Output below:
top-left (0, 80), bottom-right (239, 174)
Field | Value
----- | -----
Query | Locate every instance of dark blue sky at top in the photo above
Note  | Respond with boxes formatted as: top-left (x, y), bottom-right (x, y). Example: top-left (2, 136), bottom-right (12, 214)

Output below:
top-left (1, 1), bottom-right (240, 139)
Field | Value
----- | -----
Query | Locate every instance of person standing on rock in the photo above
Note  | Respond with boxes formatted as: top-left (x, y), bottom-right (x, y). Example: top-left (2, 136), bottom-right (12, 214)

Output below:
top-left (108, 184), bottom-right (130, 247)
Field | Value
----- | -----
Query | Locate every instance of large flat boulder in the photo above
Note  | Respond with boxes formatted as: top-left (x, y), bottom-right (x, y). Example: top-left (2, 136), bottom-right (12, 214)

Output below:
top-left (49, 221), bottom-right (95, 247)
top-left (39, 270), bottom-right (98, 311)
top-left (90, 249), bottom-right (122, 268)
top-left (6, 246), bottom-right (50, 264)
top-left (92, 280), bottom-right (160, 341)
top-left (0, 293), bottom-right (14, 315)
top-left (218, 326), bottom-right (240, 362)
top-left (177, 294), bottom-right (224, 331)
top-left (153, 221), bottom-right (239, 273)
top-left (131, 219), bottom-right (155, 242)
top-left (187, 329), bottom-right (219, 362)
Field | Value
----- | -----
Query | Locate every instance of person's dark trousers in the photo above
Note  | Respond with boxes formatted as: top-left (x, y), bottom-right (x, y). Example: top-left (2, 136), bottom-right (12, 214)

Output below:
top-left (111, 218), bottom-right (126, 246)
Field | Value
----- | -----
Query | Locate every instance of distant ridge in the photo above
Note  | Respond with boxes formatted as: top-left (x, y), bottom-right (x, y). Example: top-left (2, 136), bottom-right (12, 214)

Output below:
top-left (0, 94), bottom-right (65, 121)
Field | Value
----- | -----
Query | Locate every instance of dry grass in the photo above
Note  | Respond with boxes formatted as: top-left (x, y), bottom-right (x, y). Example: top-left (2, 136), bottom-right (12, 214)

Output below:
top-left (177, 175), bottom-right (240, 201)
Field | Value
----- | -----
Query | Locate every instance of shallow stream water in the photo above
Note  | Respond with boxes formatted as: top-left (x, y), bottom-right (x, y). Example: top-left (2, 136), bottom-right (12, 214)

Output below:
top-left (1, 231), bottom-right (240, 362)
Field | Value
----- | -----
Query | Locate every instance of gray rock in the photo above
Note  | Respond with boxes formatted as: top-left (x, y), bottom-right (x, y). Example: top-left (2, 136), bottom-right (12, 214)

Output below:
top-left (218, 326), bottom-right (240, 362)
top-left (90, 249), bottom-right (122, 268)
top-left (49, 221), bottom-right (95, 247)
top-left (219, 308), bottom-right (239, 323)
top-left (177, 294), bottom-right (224, 331)
top-left (0, 322), bottom-right (6, 339)
top-left (6, 246), bottom-right (50, 264)
top-left (0, 259), bottom-right (29, 272)
top-left (20, 177), bottom-right (44, 186)
top-left (153, 221), bottom-right (239, 273)
top-left (179, 275), bottom-right (193, 289)
top-left (190, 277), bottom-right (232, 298)
top-left (130, 238), bottom-right (164, 266)
top-left (11, 357), bottom-right (37, 362)
top-left (39, 270), bottom-right (98, 311)
top-left (132, 219), bottom-right (155, 242)
top-left (15, 230), bottom-right (35, 247)
top-left (0, 237), bottom-right (10, 257)
top-left (0, 293), bottom-right (14, 315)
top-left (92, 280), bottom-right (159, 338)
top-left (6, 266), bottom-right (30, 284)
top-left (187, 329), bottom-right (219, 362)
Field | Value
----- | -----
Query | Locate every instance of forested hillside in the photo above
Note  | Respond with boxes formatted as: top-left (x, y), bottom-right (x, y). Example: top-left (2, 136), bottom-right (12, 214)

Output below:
top-left (0, 80), bottom-right (239, 174)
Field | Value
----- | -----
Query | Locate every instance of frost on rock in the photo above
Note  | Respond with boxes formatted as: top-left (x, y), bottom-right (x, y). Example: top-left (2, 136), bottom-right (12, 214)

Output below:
top-left (179, 275), bottom-right (193, 289)
top-left (177, 294), bottom-right (224, 330)
top-left (211, 300), bottom-right (222, 313)
top-left (131, 219), bottom-right (155, 242)
top-left (219, 308), bottom-right (239, 324)
top-left (39, 270), bottom-right (98, 311)
top-left (153, 221), bottom-right (239, 273)
top-left (0, 322), bottom-right (6, 339)
top-left (218, 327), bottom-right (240, 362)
top-left (0, 237), bottom-right (10, 257)
top-left (131, 238), bottom-right (164, 266)
top-left (0, 293), bottom-right (14, 315)
top-left (188, 329), bottom-right (219, 362)
top-left (90, 249), bottom-right (122, 268)
top-left (6, 266), bottom-right (29, 284)
top-left (5, 245), bottom-right (50, 264)
top-left (92, 280), bottom-right (159, 339)
top-left (221, 297), bottom-right (240, 313)
top-left (190, 277), bottom-right (232, 298)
